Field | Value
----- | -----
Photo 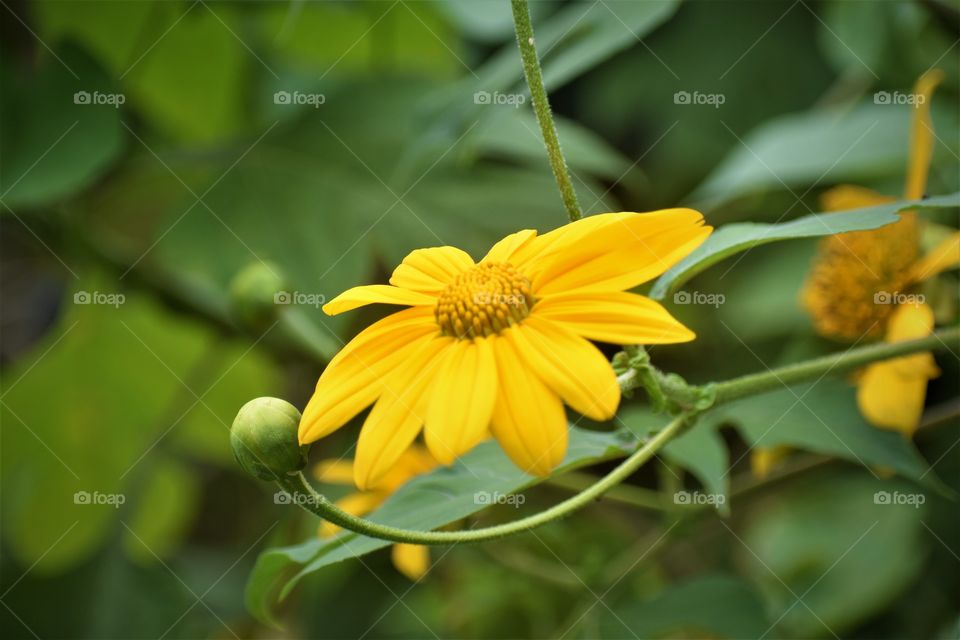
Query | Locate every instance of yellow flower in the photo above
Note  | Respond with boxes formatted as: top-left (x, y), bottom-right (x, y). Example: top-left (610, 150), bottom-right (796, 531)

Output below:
top-left (299, 209), bottom-right (711, 489)
top-left (314, 446), bottom-right (437, 581)
top-left (801, 69), bottom-right (959, 436)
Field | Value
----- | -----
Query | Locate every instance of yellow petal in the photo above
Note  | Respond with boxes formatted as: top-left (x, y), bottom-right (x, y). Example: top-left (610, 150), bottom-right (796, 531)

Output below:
top-left (319, 491), bottom-right (386, 538)
top-left (482, 229), bottom-right (538, 264)
top-left (910, 230), bottom-right (960, 283)
top-left (534, 291), bottom-right (695, 344)
top-left (424, 338), bottom-right (497, 464)
top-left (819, 185), bottom-right (894, 212)
top-left (489, 333), bottom-right (569, 476)
top-left (526, 210), bottom-right (711, 295)
top-left (857, 303), bottom-right (939, 436)
top-left (313, 459), bottom-right (355, 485)
top-left (389, 246), bottom-right (475, 293)
top-left (750, 446), bottom-right (791, 480)
top-left (509, 317), bottom-right (619, 421)
top-left (391, 543), bottom-right (430, 581)
top-left (299, 309), bottom-right (437, 444)
top-left (322, 284), bottom-right (436, 316)
top-left (354, 336), bottom-right (453, 490)
top-left (905, 69), bottom-right (945, 200)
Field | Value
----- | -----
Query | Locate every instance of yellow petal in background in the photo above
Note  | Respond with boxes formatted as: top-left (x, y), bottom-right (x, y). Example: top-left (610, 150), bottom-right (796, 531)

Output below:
top-left (322, 284), bottom-right (436, 316)
top-left (905, 69), bottom-right (945, 201)
top-left (318, 491), bottom-right (386, 538)
top-left (313, 459), bottom-right (355, 486)
top-left (534, 291), bottom-right (695, 344)
top-left (391, 543), bottom-right (430, 581)
top-left (819, 185), bottom-right (894, 212)
top-left (424, 338), bottom-right (497, 464)
top-left (390, 246), bottom-right (475, 293)
top-left (489, 333), bottom-right (569, 476)
top-left (909, 230), bottom-right (960, 283)
top-left (857, 303), bottom-right (939, 437)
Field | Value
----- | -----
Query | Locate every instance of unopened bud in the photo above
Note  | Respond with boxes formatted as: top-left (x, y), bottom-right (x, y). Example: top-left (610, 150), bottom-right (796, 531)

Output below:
top-left (231, 397), bottom-right (307, 481)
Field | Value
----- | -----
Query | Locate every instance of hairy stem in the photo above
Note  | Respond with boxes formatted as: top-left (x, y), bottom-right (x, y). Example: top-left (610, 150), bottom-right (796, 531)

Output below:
top-left (511, 0), bottom-right (582, 221)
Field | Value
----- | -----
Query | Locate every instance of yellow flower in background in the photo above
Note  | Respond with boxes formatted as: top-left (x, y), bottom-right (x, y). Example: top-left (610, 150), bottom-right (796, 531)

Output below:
top-left (315, 447), bottom-right (437, 581)
top-left (802, 69), bottom-right (959, 436)
top-left (299, 209), bottom-right (711, 489)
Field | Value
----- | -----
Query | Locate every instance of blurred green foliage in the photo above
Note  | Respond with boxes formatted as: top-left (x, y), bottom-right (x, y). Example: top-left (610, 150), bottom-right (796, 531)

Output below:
top-left (1, 1), bottom-right (957, 638)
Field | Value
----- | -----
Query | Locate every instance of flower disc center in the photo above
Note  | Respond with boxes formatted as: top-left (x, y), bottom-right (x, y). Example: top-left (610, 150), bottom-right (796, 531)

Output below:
top-left (435, 262), bottom-right (534, 339)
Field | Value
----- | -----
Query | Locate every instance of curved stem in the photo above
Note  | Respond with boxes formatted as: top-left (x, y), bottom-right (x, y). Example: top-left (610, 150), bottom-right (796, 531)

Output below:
top-left (511, 0), bottom-right (583, 221)
top-left (276, 414), bottom-right (689, 545)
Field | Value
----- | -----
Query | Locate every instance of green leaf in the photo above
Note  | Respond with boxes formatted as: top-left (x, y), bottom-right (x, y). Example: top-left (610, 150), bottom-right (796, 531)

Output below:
top-left (245, 426), bottom-right (640, 626)
top-left (620, 406), bottom-right (730, 512)
top-left (704, 378), bottom-right (940, 489)
top-left (690, 101), bottom-right (959, 204)
top-left (0, 45), bottom-right (123, 209)
top-left (649, 191), bottom-right (960, 299)
top-left (122, 456), bottom-right (199, 562)
top-left (601, 574), bottom-right (771, 638)
top-left (741, 470), bottom-right (930, 637)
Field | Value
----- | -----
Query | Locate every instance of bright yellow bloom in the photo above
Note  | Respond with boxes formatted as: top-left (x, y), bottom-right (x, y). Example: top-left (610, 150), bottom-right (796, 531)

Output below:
top-left (299, 210), bottom-right (711, 489)
top-left (801, 70), bottom-right (959, 436)
top-left (314, 446), bottom-right (437, 581)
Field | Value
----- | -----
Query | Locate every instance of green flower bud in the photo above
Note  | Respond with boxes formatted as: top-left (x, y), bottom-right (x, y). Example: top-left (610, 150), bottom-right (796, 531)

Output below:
top-left (231, 397), bottom-right (308, 481)
top-left (229, 262), bottom-right (286, 328)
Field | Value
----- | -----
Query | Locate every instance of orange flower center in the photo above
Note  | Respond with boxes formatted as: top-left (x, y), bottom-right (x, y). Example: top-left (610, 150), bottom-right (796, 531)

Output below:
top-left (435, 262), bottom-right (534, 339)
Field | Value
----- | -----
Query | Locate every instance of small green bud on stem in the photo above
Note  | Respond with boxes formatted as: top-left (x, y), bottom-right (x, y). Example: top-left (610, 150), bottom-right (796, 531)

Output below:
top-left (229, 262), bottom-right (286, 329)
top-left (231, 397), bottom-right (308, 481)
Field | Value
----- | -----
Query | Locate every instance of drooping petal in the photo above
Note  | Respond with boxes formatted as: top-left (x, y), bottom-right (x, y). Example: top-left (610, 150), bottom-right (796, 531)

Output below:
top-left (905, 69), bottom-right (944, 201)
top-left (524, 210), bottom-right (711, 294)
top-left (322, 285), bottom-right (436, 316)
top-left (481, 229), bottom-right (537, 264)
top-left (354, 336), bottom-right (454, 490)
top-left (509, 317), bottom-right (619, 421)
top-left (389, 246), bottom-right (475, 293)
top-left (391, 544), bottom-right (429, 581)
top-left (534, 291), bottom-right (695, 344)
top-left (424, 338), bottom-right (497, 464)
top-left (909, 230), bottom-right (960, 283)
top-left (489, 333), bottom-right (568, 476)
top-left (313, 459), bottom-right (355, 486)
top-left (299, 309), bottom-right (437, 444)
top-left (857, 303), bottom-right (939, 436)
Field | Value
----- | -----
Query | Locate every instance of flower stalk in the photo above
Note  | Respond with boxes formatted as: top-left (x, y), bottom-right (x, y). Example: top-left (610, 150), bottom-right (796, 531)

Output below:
top-left (510, 0), bottom-right (583, 221)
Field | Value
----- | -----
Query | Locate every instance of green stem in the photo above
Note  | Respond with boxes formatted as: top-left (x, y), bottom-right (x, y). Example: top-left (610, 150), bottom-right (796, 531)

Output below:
top-left (276, 414), bottom-right (689, 545)
top-left (510, 0), bottom-right (582, 221)
top-left (710, 325), bottom-right (959, 404)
